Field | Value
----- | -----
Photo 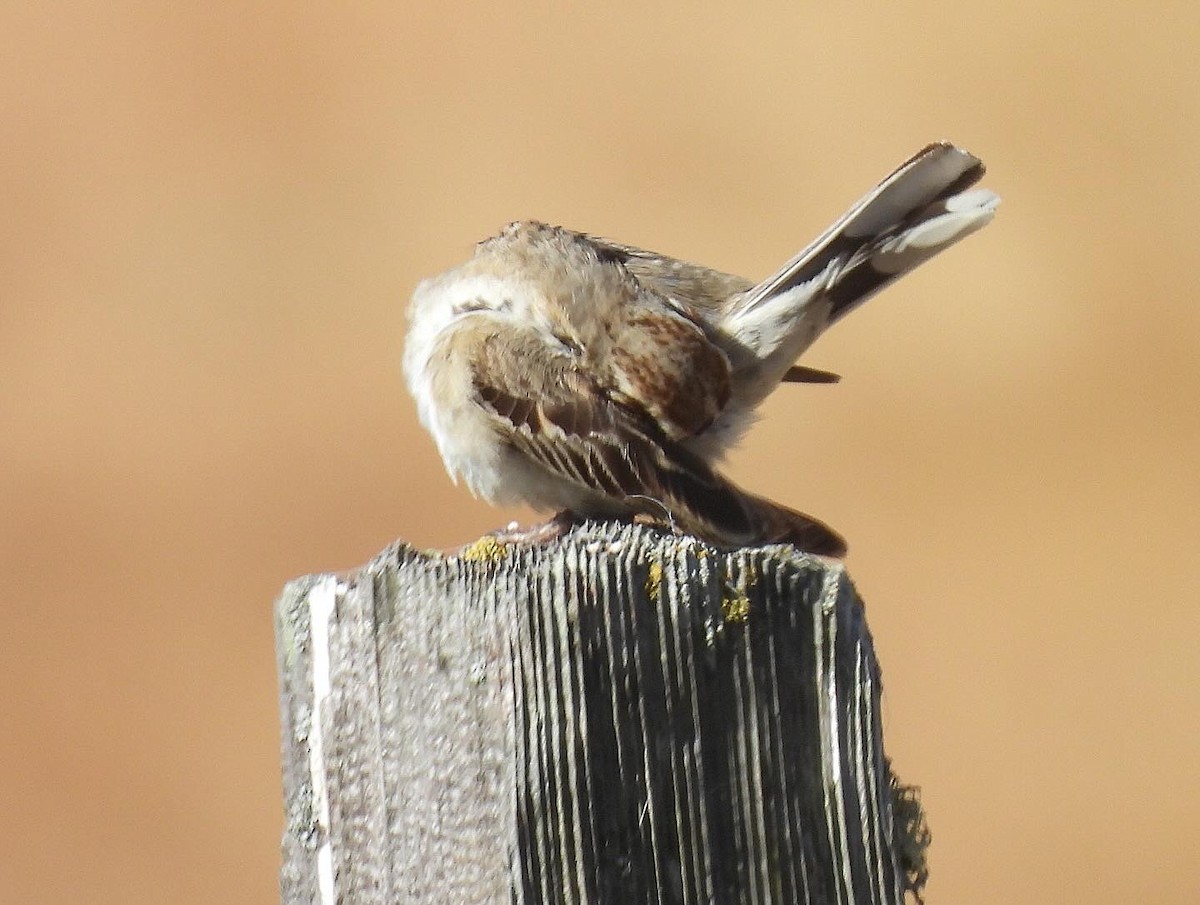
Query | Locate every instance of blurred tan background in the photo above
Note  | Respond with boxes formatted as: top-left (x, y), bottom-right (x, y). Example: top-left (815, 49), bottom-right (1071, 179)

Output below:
top-left (2, 3), bottom-right (1197, 903)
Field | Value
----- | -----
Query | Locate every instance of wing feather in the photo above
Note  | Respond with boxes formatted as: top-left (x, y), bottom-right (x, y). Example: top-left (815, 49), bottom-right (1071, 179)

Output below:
top-left (466, 321), bottom-right (844, 553)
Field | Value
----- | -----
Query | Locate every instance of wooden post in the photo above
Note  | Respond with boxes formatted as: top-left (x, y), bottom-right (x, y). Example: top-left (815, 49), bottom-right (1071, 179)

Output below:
top-left (275, 521), bottom-right (928, 905)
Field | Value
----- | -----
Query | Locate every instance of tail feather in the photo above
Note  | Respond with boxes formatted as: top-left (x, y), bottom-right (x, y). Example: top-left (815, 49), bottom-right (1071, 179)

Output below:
top-left (742, 142), bottom-right (991, 310)
top-left (722, 142), bottom-right (998, 395)
top-left (825, 184), bottom-right (999, 323)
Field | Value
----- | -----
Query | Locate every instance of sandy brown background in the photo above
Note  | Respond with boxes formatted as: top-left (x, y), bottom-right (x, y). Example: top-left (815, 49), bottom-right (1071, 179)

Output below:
top-left (3, 3), bottom-right (1198, 903)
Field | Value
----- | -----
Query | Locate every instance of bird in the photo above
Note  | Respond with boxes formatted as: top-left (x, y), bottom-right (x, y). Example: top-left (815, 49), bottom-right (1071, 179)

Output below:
top-left (404, 142), bottom-right (999, 556)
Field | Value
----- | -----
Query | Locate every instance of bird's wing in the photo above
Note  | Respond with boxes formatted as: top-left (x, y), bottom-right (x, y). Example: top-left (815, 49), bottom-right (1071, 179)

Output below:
top-left (465, 318), bottom-right (842, 552)
top-left (466, 320), bottom-right (749, 533)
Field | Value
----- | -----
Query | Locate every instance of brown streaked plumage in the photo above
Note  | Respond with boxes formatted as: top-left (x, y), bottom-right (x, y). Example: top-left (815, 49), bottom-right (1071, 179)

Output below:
top-left (404, 142), bottom-right (999, 555)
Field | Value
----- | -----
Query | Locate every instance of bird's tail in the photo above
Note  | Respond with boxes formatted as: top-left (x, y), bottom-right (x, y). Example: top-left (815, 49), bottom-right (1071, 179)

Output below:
top-left (724, 142), bottom-right (999, 385)
top-left (744, 491), bottom-right (847, 557)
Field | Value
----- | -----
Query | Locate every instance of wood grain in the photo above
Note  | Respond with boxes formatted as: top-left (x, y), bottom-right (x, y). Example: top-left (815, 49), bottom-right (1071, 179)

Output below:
top-left (275, 522), bottom-right (926, 904)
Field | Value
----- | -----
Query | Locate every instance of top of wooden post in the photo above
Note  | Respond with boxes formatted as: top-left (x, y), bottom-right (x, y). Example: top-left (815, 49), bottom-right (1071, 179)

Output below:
top-left (276, 521), bottom-right (928, 905)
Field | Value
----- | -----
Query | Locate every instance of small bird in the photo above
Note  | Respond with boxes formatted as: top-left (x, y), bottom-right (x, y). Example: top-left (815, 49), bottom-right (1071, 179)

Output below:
top-left (404, 142), bottom-right (999, 556)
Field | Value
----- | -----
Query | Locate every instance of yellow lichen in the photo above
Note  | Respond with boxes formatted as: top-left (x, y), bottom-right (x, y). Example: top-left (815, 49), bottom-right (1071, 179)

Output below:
top-left (720, 566), bottom-right (756, 624)
top-left (460, 535), bottom-right (509, 563)
top-left (645, 560), bottom-right (663, 601)
top-left (720, 587), bottom-right (751, 623)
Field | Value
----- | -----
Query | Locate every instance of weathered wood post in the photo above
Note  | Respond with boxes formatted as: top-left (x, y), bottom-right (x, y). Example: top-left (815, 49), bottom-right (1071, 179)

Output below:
top-left (275, 521), bottom-right (928, 904)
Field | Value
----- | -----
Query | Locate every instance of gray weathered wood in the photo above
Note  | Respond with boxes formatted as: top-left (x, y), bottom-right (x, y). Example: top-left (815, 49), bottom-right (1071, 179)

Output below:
top-left (276, 521), bottom-right (927, 905)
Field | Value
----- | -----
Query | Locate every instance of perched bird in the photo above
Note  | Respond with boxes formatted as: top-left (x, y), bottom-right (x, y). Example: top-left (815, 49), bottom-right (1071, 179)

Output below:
top-left (404, 142), bottom-right (999, 556)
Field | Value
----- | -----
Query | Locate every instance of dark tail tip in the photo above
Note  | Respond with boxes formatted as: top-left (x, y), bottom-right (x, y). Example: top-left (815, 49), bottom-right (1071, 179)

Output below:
top-left (754, 495), bottom-right (848, 557)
